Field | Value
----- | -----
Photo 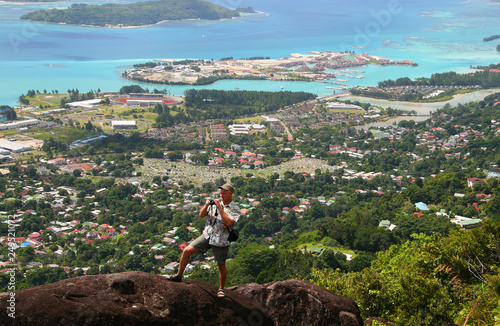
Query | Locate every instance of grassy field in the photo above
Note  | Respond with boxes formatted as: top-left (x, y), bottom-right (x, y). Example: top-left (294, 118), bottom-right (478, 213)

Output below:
top-left (234, 116), bottom-right (266, 123)
top-left (294, 230), bottom-right (357, 259)
top-left (29, 127), bottom-right (97, 143)
top-left (25, 94), bottom-right (68, 109)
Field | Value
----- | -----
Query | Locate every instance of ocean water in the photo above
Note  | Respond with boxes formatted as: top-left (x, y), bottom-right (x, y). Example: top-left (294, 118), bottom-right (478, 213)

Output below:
top-left (0, 0), bottom-right (499, 105)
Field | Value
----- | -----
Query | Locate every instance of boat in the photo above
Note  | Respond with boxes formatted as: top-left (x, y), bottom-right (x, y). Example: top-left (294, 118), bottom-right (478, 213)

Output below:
top-left (325, 86), bottom-right (335, 89)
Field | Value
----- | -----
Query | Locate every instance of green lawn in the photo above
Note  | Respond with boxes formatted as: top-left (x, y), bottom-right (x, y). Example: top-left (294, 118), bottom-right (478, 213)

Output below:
top-left (26, 94), bottom-right (68, 108)
top-left (234, 116), bottom-right (265, 123)
top-left (29, 127), bottom-right (97, 143)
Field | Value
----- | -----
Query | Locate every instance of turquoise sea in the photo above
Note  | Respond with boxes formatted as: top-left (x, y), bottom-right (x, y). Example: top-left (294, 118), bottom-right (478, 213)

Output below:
top-left (0, 0), bottom-right (499, 106)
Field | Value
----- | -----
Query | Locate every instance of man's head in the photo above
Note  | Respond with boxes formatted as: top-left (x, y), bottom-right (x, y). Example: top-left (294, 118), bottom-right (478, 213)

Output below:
top-left (218, 183), bottom-right (234, 193)
top-left (218, 183), bottom-right (234, 203)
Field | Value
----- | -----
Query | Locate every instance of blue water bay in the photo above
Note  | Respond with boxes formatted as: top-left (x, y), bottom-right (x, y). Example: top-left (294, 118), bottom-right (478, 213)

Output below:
top-left (0, 0), bottom-right (499, 105)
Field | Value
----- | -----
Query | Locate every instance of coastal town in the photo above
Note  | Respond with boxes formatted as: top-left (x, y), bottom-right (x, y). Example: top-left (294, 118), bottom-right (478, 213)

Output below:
top-left (0, 69), bottom-right (499, 325)
top-left (0, 88), bottom-right (498, 278)
top-left (123, 51), bottom-right (418, 86)
top-left (0, 141), bottom-right (494, 276)
top-left (2, 0), bottom-right (500, 321)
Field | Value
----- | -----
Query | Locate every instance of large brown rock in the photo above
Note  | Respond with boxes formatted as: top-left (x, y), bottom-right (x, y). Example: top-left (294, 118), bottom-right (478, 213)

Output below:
top-left (0, 272), bottom-right (362, 326)
top-left (231, 279), bottom-right (363, 326)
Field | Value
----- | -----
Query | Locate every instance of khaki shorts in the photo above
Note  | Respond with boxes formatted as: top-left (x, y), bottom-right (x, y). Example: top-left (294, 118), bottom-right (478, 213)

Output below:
top-left (189, 235), bottom-right (229, 266)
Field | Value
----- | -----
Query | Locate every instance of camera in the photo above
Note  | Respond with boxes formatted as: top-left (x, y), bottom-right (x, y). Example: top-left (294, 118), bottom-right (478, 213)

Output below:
top-left (209, 199), bottom-right (215, 205)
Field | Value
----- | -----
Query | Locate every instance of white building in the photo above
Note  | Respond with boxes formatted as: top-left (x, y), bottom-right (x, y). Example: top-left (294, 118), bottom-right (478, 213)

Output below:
top-left (125, 99), bottom-right (164, 107)
top-left (228, 123), bottom-right (266, 136)
top-left (0, 139), bottom-right (32, 153)
top-left (111, 120), bottom-right (137, 130)
top-left (0, 119), bottom-right (39, 131)
top-left (261, 115), bottom-right (279, 122)
top-left (67, 99), bottom-right (102, 110)
top-left (326, 102), bottom-right (363, 110)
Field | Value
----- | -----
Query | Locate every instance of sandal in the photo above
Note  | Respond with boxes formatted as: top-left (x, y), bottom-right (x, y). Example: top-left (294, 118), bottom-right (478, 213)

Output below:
top-left (217, 289), bottom-right (226, 298)
top-left (165, 274), bottom-right (182, 282)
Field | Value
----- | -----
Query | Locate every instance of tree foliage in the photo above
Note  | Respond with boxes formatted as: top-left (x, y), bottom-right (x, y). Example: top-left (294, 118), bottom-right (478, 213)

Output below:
top-left (20, 0), bottom-right (241, 27)
top-left (311, 221), bottom-right (500, 325)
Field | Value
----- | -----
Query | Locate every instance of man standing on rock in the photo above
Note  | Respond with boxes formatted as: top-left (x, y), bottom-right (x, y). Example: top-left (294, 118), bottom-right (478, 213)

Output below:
top-left (166, 183), bottom-right (240, 298)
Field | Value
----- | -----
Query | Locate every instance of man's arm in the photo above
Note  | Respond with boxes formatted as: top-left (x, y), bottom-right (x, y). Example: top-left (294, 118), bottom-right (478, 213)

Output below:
top-left (199, 199), bottom-right (210, 217)
top-left (214, 200), bottom-right (235, 227)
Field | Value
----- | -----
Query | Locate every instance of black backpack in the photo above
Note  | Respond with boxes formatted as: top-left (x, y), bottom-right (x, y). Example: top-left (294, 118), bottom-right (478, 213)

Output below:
top-left (227, 226), bottom-right (239, 242)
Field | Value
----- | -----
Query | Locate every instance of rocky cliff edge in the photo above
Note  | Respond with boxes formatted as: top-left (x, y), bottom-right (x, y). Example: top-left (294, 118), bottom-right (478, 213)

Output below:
top-left (0, 271), bottom-right (363, 326)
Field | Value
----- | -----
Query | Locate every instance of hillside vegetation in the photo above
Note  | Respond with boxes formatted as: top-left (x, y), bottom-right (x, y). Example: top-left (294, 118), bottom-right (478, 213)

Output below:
top-left (2, 84), bottom-right (500, 324)
top-left (20, 0), bottom-right (247, 27)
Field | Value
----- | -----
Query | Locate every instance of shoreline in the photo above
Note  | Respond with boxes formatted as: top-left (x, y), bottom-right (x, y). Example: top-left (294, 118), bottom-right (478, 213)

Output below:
top-left (20, 10), bottom-right (268, 29)
top-left (346, 89), bottom-right (499, 115)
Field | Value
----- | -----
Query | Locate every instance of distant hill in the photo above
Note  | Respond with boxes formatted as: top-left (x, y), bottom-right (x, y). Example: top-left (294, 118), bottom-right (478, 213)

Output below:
top-left (20, 0), bottom-right (253, 27)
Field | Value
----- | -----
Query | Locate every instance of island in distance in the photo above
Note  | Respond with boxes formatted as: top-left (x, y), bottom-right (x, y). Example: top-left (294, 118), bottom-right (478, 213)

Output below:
top-left (123, 51), bottom-right (418, 86)
top-left (20, 0), bottom-right (255, 27)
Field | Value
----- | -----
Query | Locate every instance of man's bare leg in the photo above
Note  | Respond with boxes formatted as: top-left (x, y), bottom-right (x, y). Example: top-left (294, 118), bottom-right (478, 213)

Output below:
top-left (166, 245), bottom-right (200, 281)
top-left (217, 263), bottom-right (227, 289)
top-left (177, 245), bottom-right (200, 277)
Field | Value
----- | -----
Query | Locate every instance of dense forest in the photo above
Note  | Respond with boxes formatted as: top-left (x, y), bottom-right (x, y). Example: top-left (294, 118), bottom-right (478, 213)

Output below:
top-left (349, 64), bottom-right (500, 101)
top-left (149, 89), bottom-right (317, 127)
top-left (376, 66), bottom-right (500, 88)
top-left (20, 0), bottom-right (245, 27)
top-left (183, 89), bottom-right (317, 109)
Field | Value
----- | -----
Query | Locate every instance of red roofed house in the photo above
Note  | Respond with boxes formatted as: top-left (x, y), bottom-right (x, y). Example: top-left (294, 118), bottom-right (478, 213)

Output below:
top-left (467, 178), bottom-right (483, 188)
top-left (99, 224), bottom-right (111, 231)
top-left (476, 193), bottom-right (490, 199)
top-left (28, 232), bottom-right (41, 240)
top-left (81, 164), bottom-right (93, 171)
top-left (242, 152), bottom-right (256, 159)
top-left (51, 157), bottom-right (66, 165)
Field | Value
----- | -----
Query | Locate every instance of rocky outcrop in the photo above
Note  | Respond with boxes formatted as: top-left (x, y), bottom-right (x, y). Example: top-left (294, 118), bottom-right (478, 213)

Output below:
top-left (232, 279), bottom-right (363, 326)
top-left (0, 272), bottom-right (363, 326)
